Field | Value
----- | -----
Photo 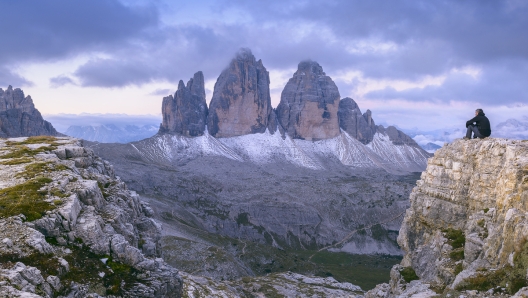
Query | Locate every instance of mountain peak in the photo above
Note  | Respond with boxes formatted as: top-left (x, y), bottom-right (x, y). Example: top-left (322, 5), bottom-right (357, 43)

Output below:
top-left (0, 86), bottom-right (58, 137)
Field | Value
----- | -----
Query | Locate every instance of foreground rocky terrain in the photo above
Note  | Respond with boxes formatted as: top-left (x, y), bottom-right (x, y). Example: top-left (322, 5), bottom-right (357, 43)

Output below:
top-left (0, 136), bottom-right (386, 297)
top-left (0, 136), bottom-right (182, 297)
top-left (366, 138), bottom-right (528, 297)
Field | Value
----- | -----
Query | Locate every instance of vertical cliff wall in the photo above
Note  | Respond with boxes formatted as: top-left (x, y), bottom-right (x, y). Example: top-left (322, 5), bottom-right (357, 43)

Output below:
top-left (159, 71), bottom-right (208, 136)
top-left (367, 138), bottom-right (528, 297)
top-left (207, 49), bottom-right (272, 138)
top-left (276, 60), bottom-right (340, 141)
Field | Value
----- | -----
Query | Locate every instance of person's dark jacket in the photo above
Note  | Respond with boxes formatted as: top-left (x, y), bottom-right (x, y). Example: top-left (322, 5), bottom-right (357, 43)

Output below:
top-left (466, 112), bottom-right (491, 137)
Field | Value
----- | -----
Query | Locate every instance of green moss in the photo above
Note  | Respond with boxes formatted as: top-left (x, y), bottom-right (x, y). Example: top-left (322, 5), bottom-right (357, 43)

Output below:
top-left (236, 213), bottom-right (250, 225)
top-left (0, 157), bottom-right (32, 165)
top-left (400, 266), bottom-right (419, 283)
top-left (0, 252), bottom-right (61, 277)
top-left (16, 162), bottom-right (69, 179)
top-left (454, 263), bottom-right (463, 275)
top-left (477, 219), bottom-right (485, 228)
top-left (443, 228), bottom-right (465, 249)
top-left (7, 136), bottom-right (59, 145)
top-left (483, 208), bottom-right (490, 213)
top-left (50, 188), bottom-right (69, 198)
top-left (0, 177), bottom-right (54, 221)
top-left (450, 249), bottom-right (464, 261)
top-left (0, 145), bottom-right (57, 159)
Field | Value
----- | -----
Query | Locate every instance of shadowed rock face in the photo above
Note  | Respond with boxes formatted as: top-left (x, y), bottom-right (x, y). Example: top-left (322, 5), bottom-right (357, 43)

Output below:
top-left (0, 86), bottom-right (58, 138)
top-left (207, 49), bottom-right (271, 138)
top-left (159, 71), bottom-right (208, 136)
top-left (338, 97), bottom-right (377, 144)
top-left (276, 61), bottom-right (341, 141)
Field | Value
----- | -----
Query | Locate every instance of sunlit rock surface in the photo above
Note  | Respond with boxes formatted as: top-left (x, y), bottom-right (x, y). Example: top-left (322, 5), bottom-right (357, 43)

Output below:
top-left (207, 49), bottom-right (272, 138)
top-left (367, 138), bottom-right (528, 297)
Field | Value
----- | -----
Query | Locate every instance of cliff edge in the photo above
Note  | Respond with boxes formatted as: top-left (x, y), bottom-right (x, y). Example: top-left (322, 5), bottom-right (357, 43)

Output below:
top-left (367, 138), bottom-right (528, 297)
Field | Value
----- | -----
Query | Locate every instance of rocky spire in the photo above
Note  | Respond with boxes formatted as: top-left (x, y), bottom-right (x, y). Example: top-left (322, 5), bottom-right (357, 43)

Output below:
top-left (276, 60), bottom-right (340, 140)
top-left (207, 48), bottom-right (272, 138)
top-left (159, 71), bottom-right (208, 136)
top-left (0, 86), bottom-right (58, 137)
top-left (337, 97), bottom-right (377, 144)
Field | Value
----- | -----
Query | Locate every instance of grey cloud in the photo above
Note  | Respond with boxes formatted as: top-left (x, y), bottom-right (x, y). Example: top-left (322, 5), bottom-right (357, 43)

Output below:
top-left (49, 75), bottom-right (76, 88)
top-left (0, 68), bottom-right (33, 87)
top-left (364, 59), bottom-right (528, 105)
top-left (0, 0), bottom-right (158, 65)
top-left (149, 88), bottom-right (173, 96)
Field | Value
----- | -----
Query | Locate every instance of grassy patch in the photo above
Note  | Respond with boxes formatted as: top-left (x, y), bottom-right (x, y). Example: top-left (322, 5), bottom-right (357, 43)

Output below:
top-left (0, 177), bottom-right (54, 221)
top-left (449, 249), bottom-right (464, 261)
top-left (443, 228), bottom-right (465, 249)
top-left (0, 145), bottom-right (57, 159)
top-left (59, 245), bottom-right (142, 296)
top-left (454, 263), bottom-right (463, 275)
top-left (456, 242), bottom-right (528, 294)
top-left (6, 136), bottom-right (59, 146)
top-left (400, 266), bottom-right (419, 283)
top-left (16, 162), bottom-right (69, 179)
top-left (0, 157), bottom-right (32, 165)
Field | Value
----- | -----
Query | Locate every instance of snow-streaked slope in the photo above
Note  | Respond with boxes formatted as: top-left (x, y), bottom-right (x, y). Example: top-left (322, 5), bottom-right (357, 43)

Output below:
top-left (367, 133), bottom-right (431, 172)
top-left (131, 130), bottom-right (431, 172)
top-left (132, 131), bottom-right (243, 164)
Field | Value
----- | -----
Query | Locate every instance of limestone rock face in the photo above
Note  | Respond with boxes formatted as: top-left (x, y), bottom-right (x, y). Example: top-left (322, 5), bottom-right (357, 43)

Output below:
top-left (159, 71), bottom-right (208, 136)
top-left (0, 86), bottom-right (58, 137)
top-left (338, 97), bottom-right (377, 144)
top-left (367, 138), bottom-right (528, 297)
top-left (0, 137), bottom-right (182, 297)
top-left (207, 49), bottom-right (271, 138)
top-left (277, 61), bottom-right (340, 140)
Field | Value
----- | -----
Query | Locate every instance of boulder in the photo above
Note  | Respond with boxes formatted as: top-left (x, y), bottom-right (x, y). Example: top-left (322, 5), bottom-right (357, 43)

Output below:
top-left (276, 60), bottom-right (340, 140)
top-left (159, 71), bottom-right (208, 136)
top-left (207, 48), bottom-right (272, 137)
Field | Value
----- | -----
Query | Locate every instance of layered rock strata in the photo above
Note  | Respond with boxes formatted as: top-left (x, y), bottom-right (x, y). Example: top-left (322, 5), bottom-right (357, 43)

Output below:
top-left (276, 60), bottom-right (340, 140)
top-left (159, 71), bottom-right (208, 136)
top-left (367, 138), bottom-right (528, 297)
top-left (0, 136), bottom-right (182, 297)
top-left (0, 86), bottom-right (58, 138)
top-left (207, 49), bottom-right (272, 137)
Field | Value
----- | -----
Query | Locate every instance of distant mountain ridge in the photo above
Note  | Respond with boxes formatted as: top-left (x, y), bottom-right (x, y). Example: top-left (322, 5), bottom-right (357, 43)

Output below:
top-left (65, 124), bottom-right (158, 143)
top-left (156, 48), bottom-right (431, 172)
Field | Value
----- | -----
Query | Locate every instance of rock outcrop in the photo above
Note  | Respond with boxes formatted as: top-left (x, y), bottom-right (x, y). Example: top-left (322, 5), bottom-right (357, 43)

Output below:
top-left (367, 138), bottom-right (528, 297)
top-left (0, 86), bottom-right (58, 138)
top-left (276, 60), bottom-right (340, 140)
top-left (0, 136), bottom-right (182, 297)
top-left (207, 49), bottom-right (272, 138)
top-left (338, 97), bottom-right (377, 144)
top-left (159, 71), bottom-right (208, 137)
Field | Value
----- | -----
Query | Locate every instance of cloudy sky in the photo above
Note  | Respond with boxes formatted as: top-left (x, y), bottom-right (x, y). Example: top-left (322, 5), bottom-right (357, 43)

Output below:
top-left (2, 0), bottom-right (527, 132)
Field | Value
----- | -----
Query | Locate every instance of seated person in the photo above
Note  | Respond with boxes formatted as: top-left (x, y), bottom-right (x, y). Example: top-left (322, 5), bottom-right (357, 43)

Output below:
top-left (465, 108), bottom-right (491, 139)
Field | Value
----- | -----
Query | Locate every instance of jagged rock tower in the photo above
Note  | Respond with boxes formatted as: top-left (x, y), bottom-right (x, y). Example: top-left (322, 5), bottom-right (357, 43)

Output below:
top-left (207, 48), bottom-right (272, 138)
top-left (337, 97), bottom-right (377, 144)
top-left (159, 71), bottom-right (208, 136)
top-left (276, 60), bottom-right (340, 140)
top-left (0, 86), bottom-right (58, 137)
